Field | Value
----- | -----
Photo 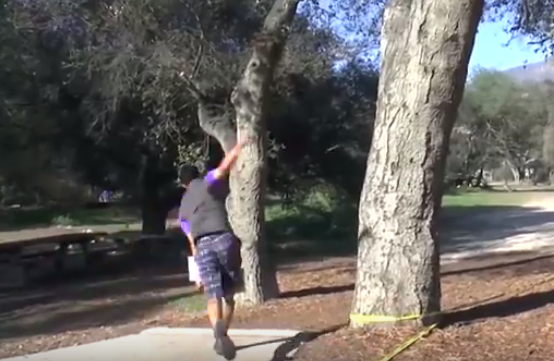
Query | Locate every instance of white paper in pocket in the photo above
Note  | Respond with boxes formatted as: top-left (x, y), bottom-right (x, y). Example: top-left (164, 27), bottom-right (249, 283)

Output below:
top-left (187, 256), bottom-right (200, 282)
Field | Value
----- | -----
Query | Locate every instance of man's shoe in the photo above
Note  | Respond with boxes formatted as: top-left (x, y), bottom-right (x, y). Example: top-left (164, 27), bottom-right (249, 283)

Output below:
top-left (213, 320), bottom-right (236, 360)
top-left (213, 339), bottom-right (223, 356)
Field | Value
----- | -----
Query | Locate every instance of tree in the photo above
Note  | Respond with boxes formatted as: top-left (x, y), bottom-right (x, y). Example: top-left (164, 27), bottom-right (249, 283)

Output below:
top-left (192, 0), bottom-right (303, 304)
top-left (4, 0), bottom-right (308, 304)
top-left (445, 98), bottom-right (492, 187)
top-left (490, 0), bottom-right (554, 54)
top-left (461, 70), bottom-right (547, 183)
top-left (350, 0), bottom-right (484, 328)
top-left (268, 60), bottom-right (378, 202)
top-left (2, 0), bottom-right (381, 305)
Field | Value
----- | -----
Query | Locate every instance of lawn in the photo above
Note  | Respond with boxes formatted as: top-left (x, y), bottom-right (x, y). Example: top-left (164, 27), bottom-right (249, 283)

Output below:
top-left (442, 189), bottom-right (545, 207)
top-left (0, 188), bottom-right (547, 241)
top-left (0, 204), bottom-right (141, 232)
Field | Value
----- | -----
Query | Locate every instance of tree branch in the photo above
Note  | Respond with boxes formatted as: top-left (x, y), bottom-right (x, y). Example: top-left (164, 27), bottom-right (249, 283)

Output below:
top-left (231, 0), bottom-right (302, 111)
top-left (195, 0), bottom-right (302, 155)
top-left (197, 101), bottom-right (236, 153)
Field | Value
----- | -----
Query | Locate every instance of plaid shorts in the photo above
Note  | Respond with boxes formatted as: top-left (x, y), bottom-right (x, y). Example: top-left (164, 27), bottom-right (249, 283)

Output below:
top-left (194, 232), bottom-right (242, 299)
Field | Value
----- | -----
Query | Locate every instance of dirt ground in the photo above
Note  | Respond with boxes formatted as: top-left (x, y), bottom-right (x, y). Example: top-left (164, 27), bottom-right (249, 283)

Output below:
top-left (1, 252), bottom-right (553, 360)
top-left (2, 196), bottom-right (554, 360)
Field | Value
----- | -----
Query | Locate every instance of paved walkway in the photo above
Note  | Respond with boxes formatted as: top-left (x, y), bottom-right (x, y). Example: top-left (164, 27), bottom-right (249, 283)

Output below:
top-left (441, 199), bottom-right (554, 261)
top-left (0, 330), bottom-right (301, 361)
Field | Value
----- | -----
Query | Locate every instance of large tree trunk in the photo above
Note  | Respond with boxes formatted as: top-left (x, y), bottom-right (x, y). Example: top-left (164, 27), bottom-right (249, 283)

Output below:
top-left (350, 0), bottom-right (483, 328)
top-left (196, 0), bottom-right (302, 305)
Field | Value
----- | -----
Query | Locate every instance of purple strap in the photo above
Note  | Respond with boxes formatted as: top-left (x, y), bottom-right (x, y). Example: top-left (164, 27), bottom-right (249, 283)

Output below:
top-left (180, 220), bottom-right (191, 236)
top-left (203, 169), bottom-right (217, 186)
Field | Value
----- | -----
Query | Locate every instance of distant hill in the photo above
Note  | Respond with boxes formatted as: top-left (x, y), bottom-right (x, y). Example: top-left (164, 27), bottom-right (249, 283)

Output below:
top-left (504, 58), bottom-right (554, 84)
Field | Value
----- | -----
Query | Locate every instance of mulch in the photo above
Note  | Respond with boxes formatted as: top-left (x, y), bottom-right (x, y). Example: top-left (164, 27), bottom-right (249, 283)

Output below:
top-left (1, 253), bottom-right (554, 361)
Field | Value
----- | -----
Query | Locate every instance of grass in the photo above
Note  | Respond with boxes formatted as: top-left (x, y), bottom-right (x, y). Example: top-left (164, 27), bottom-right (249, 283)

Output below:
top-left (0, 205), bottom-right (140, 232)
top-left (264, 187), bottom-right (552, 258)
top-left (1, 187), bottom-right (547, 245)
top-left (170, 292), bottom-right (206, 313)
top-left (264, 190), bottom-right (358, 257)
top-left (442, 188), bottom-right (545, 207)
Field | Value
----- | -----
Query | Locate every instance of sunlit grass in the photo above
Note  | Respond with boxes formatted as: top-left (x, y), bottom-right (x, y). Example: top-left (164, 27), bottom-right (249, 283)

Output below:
top-left (442, 190), bottom-right (546, 207)
top-left (169, 291), bottom-right (206, 313)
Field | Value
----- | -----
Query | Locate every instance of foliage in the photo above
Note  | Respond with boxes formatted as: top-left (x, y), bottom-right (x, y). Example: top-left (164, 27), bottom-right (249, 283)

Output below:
top-left (489, 0), bottom-right (554, 54)
top-left (1, 0), bottom-right (379, 207)
top-left (448, 68), bottom-right (550, 183)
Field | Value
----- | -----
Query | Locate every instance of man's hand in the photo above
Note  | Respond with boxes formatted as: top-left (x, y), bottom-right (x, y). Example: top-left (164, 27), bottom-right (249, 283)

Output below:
top-left (188, 246), bottom-right (202, 289)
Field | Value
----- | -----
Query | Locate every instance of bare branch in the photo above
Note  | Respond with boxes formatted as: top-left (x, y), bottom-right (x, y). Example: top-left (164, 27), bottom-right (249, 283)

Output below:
top-left (197, 102), bottom-right (236, 152)
top-left (231, 0), bottom-right (303, 111)
top-left (196, 0), bottom-right (303, 155)
top-left (183, 2), bottom-right (204, 81)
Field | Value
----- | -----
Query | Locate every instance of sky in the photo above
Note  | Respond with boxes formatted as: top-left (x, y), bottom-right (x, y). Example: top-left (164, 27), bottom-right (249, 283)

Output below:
top-left (468, 18), bottom-right (547, 72)
top-left (313, 0), bottom-right (549, 72)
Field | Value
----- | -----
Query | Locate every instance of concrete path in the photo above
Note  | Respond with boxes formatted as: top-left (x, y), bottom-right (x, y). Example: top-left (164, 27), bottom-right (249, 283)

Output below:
top-left (0, 329), bottom-right (301, 361)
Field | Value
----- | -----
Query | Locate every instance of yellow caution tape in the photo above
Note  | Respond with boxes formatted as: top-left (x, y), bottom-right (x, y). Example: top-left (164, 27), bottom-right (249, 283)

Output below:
top-left (348, 312), bottom-right (440, 361)
top-left (347, 273), bottom-right (554, 361)
top-left (349, 312), bottom-right (441, 361)
top-left (376, 323), bottom-right (438, 361)
top-left (349, 312), bottom-right (440, 324)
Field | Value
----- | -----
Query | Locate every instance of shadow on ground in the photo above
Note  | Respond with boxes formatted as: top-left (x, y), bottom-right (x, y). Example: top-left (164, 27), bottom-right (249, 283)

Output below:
top-left (444, 286), bottom-right (554, 326)
top-left (0, 290), bottom-right (194, 341)
top-left (442, 252), bottom-right (554, 277)
top-left (279, 251), bottom-right (554, 326)
top-left (280, 284), bottom-right (354, 299)
top-left (2, 201), bottom-right (554, 344)
top-left (0, 229), bottom-right (191, 342)
top-left (234, 324), bottom-right (346, 361)
top-left (0, 260), bottom-right (197, 341)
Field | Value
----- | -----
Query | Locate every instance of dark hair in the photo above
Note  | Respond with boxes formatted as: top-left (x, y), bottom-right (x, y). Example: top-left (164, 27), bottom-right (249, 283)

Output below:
top-left (178, 164), bottom-right (200, 185)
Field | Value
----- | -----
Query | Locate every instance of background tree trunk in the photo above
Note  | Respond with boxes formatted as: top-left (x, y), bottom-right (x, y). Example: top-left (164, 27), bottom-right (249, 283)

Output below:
top-left (139, 155), bottom-right (167, 236)
top-left (350, 0), bottom-right (484, 328)
top-left (196, 0), bottom-right (302, 305)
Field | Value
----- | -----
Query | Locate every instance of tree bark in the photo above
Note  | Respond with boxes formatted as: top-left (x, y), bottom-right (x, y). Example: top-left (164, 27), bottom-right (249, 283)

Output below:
top-left (351, 0), bottom-right (483, 328)
top-left (196, 0), bottom-right (302, 305)
top-left (139, 155), bottom-right (177, 236)
top-left (505, 159), bottom-right (520, 183)
top-left (138, 155), bottom-right (166, 236)
top-left (542, 124), bottom-right (554, 168)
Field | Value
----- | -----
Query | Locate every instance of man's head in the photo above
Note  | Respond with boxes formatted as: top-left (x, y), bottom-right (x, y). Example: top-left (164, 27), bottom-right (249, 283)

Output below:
top-left (178, 164), bottom-right (200, 187)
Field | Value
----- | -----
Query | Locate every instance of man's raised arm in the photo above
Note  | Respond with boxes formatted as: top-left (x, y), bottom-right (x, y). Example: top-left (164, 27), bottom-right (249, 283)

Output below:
top-left (209, 139), bottom-right (248, 182)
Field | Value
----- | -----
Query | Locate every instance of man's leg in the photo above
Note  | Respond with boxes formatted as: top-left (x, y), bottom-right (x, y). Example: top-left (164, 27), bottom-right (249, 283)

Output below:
top-left (222, 294), bottom-right (235, 332)
top-left (206, 297), bottom-right (222, 328)
top-left (195, 246), bottom-right (221, 328)
top-left (217, 233), bottom-right (242, 333)
top-left (197, 236), bottom-right (236, 360)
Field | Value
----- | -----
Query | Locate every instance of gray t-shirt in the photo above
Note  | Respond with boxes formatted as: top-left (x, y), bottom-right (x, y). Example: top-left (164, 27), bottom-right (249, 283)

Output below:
top-left (179, 170), bottom-right (231, 240)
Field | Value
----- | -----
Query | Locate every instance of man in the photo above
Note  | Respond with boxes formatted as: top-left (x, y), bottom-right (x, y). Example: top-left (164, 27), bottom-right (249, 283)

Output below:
top-left (178, 139), bottom-right (246, 360)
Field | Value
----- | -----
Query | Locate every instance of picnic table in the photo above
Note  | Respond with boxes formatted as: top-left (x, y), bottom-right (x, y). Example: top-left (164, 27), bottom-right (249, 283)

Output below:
top-left (0, 224), bottom-right (183, 289)
top-left (0, 229), bottom-right (111, 288)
